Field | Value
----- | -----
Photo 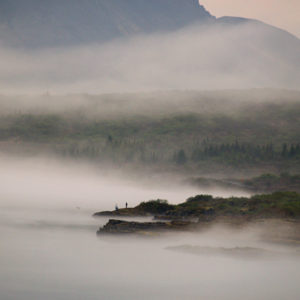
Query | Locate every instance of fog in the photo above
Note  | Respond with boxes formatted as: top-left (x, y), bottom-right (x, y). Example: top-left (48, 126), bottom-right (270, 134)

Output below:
top-left (0, 21), bottom-right (299, 95)
top-left (1, 88), bottom-right (300, 117)
top-left (0, 155), bottom-right (250, 211)
top-left (1, 13), bottom-right (300, 300)
top-left (0, 155), bottom-right (299, 299)
top-left (1, 222), bottom-right (299, 300)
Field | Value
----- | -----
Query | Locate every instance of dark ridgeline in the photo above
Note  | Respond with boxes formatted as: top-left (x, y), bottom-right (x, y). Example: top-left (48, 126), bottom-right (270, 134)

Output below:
top-left (0, 0), bottom-right (213, 47)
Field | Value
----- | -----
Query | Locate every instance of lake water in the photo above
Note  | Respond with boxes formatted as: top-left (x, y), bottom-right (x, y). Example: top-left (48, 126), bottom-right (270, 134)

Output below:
top-left (0, 158), bottom-right (299, 300)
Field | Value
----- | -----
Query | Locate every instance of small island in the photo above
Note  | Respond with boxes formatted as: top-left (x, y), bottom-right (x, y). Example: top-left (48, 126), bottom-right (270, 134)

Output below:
top-left (94, 191), bottom-right (300, 236)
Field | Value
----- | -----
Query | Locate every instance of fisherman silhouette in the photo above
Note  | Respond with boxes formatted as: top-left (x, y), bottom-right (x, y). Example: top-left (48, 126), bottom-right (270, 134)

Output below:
top-left (126, 202), bottom-right (128, 208)
top-left (115, 204), bottom-right (118, 211)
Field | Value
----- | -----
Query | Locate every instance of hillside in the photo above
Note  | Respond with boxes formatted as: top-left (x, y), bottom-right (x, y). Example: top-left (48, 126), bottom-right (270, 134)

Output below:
top-left (0, 90), bottom-right (299, 175)
top-left (0, 1), bottom-right (299, 91)
top-left (0, 0), bottom-right (212, 47)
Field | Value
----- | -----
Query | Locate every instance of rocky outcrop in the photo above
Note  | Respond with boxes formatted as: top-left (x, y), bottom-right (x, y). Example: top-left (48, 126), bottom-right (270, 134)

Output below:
top-left (93, 208), bottom-right (148, 217)
top-left (94, 192), bottom-right (300, 236)
top-left (93, 199), bottom-right (176, 218)
top-left (97, 219), bottom-right (194, 235)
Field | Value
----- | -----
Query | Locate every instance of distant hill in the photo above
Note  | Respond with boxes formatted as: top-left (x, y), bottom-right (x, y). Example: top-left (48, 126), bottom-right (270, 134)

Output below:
top-left (0, 0), bottom-right (213, 47)
top-left (0, 1), bottom-right (299, 90)
top-left (1, 0), bottom-right (298, 50)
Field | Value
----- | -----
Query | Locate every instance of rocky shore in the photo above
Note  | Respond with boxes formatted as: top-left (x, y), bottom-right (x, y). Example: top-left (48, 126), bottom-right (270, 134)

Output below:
top-left (97, 219), bottom-right (194, 235)
top-left (94, 192), bottom-right (300, 235)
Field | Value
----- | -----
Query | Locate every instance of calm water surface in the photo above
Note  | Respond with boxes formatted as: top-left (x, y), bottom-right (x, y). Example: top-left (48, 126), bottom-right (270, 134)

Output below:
top-left (0, 161), bottom-right (299, 300)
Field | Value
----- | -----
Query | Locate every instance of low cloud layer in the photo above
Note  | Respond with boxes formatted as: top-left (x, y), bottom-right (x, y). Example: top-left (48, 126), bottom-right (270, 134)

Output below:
top-left (0, 22), bottom-right (299, 94)
top-left (0, 155), bottom-right (251, 211)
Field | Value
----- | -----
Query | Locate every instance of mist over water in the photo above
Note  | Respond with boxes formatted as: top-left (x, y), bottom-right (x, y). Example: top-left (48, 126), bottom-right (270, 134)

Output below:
top-left (0, 3), bottom-right (300, 298)
top-left (0, 156), bottom-right (299, 300)
top-left (0, 155), bottom-right (252, 210)
top-left (0, 21), bottom-right (299, 94)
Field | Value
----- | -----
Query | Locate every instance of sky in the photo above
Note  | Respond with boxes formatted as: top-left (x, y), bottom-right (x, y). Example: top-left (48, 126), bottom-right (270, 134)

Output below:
top-left (200, 0), bottom-right (300, 37)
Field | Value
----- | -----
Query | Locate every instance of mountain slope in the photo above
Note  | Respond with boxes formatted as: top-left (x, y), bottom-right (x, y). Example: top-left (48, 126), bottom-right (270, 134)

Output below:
top-left (0, 0), bottom-right (213, 47)
top-left (0, 1), bottom-right (299, 90)
top-left (213, 17), bottom-right (300, 85)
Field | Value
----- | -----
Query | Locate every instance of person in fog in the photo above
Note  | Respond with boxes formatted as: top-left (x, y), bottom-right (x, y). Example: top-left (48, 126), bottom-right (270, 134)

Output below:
top-left (126, 202), bottom-right (128, 209)
top-left (115, 204), bottom-right (118, 211)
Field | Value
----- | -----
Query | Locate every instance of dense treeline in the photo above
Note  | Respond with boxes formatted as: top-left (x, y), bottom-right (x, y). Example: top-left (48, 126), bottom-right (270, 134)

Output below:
top-left (50, 140), bottom-right (300, 168)
top-left (0, 112), bottom-right (299, 168)
top-left (191, 142), bottom-right (300, 162)
top-left (0, 91), bottom-right (299, 171)
top-left (0, 114), bottom-right (299, 169)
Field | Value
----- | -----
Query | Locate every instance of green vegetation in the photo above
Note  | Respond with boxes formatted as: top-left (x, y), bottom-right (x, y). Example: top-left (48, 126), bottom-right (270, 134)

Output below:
top-left (244, 173), bottom-right (300, 192)
top-left (135, 200), bottom-right (175, 214)
top-left (161, 192), bottom-right (300, 219)
top-left (0, 90), bottom-right (299, 173)
top-left (170, 191), bottom-right (300, 219)
top-left (95, 192), bottom-right (300, 220)
top-left (189, 172), bottom-right (300, 193)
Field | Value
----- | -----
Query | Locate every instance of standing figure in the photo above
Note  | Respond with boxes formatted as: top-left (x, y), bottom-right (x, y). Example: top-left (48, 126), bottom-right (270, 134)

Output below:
top-left (126, 202), bottom-right (128, 209)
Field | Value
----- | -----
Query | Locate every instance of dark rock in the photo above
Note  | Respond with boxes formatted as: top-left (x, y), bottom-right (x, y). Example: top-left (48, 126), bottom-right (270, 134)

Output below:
top-left (153, 215), bottom-right (198, 222)
top-left (97, 219), bottom-right (194, 235)
top-left (93, 199), bottom-right (175, 218)
top-left (93, 208), bottom-right (148, 217)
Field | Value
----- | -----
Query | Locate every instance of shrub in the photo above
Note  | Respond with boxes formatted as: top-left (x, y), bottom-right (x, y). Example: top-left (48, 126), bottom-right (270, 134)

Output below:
top-left (136, 199), bottom-right (175, 214)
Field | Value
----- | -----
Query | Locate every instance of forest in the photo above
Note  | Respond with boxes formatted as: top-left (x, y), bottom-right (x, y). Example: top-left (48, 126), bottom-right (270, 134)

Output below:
top-left (0, 90), bottom-right (299, 175)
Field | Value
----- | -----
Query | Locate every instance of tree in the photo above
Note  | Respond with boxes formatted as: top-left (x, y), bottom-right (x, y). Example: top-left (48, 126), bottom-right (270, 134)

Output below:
top-left (176, 149), bottom-right (187, 165)
top-left (281, 143), bottom-right (288, 157)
